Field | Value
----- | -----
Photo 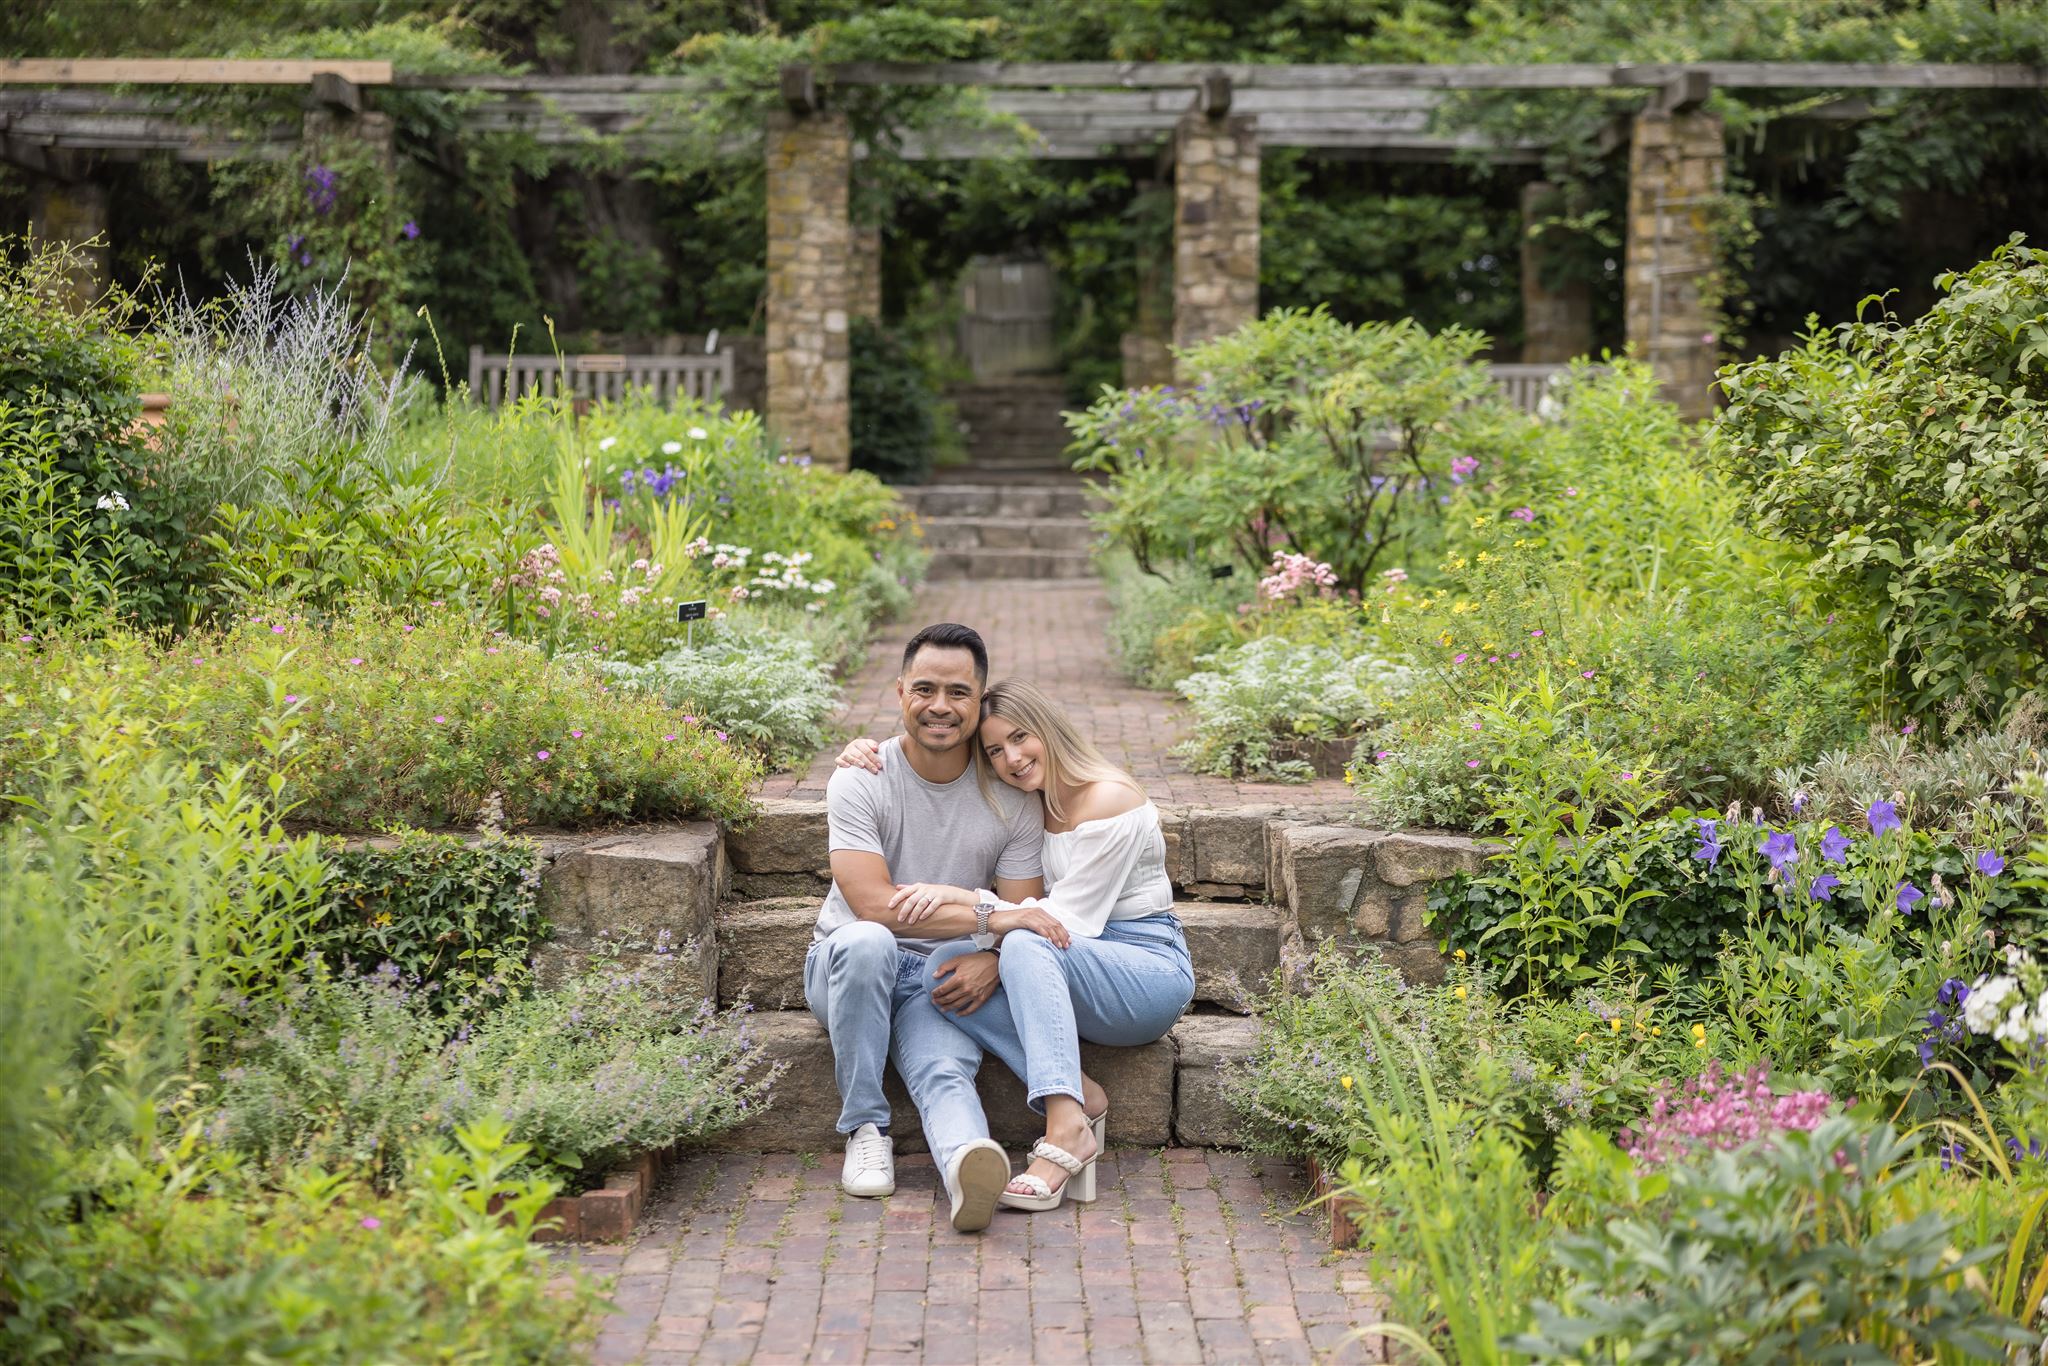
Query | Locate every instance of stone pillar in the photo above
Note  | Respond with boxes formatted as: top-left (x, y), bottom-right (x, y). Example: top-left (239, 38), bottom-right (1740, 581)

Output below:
top-left (764, 110), bottom-right (853, 469)
top-left (1172, 112), bottom-right (1260, 380)
top-left (848, 224), bottom-right (882, 325)
top-left (1519, 181), bottom-right (1594, 364)
top-left (27, 175), bottom-right (109, 312)
top-left (1624, 108), bottom-right (1726, 419)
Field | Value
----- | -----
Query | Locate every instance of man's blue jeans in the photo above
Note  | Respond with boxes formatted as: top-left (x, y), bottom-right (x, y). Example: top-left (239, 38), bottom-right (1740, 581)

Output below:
top-left (803, 921), bottom-right (990, 1172)
top-left (920, 913), bottom-right (1195, 1114)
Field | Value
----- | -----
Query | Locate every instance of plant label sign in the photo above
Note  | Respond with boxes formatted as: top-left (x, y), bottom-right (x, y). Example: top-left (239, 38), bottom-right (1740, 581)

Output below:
top-left (676, 601), bottom-right (708, 623)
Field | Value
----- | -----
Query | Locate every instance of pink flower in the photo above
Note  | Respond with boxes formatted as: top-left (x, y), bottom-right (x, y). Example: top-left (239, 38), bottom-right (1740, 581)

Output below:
top-left (663, 734), bottom-right (677, 742)
top-left (360, 1216), bottom-right (382, 1231)
top-left (1487, 656), bottom-right (1499, 664)
top-left (1564, 486), bottom-right (1580, 497)
top-left (1508, 651), bottom-right (1521, 660)
top-left (193, 655), bottom-right (205, 664)
top-left (1466, 759), bottom-right (1482, 769)
top-left (1529, 629), bottom-right (1545, 638)
top-left (716, 731), bottom-right (730, 742)
top-left (284, 694), bottom-right (299, 704)
top-left (1620, 771), bottom-right (1636, 781)
top-left (430, 599), bottom-right (444, 608)
top-left (682, 715), bottom-right (698, 724)
top-left (1581, 669), bottom-right (1596, 679)
top-left (1374, 750), bottom-right (1391, 761)
top-left (1470, 721), bottom-right (1483, 731)
top-left (433, 715), bottom-right (447, 724)
top-left (485, 647), bottom-right (500, 655)
top-left (1510, 507), bottom-right (1535, 522)
top-left (570, 729), bottom-right (584, 739)
top-left (1452, 653), bottom-right (1469, 665)
top-left (536, 750), bottom-right (551, 761)
top-left (348, 657), bottom-right (365, 666)
top-left (271, 625), bottom-right (286, 635)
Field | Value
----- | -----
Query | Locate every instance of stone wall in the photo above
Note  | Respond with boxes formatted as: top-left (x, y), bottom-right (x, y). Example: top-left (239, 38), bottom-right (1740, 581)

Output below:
top-left (1624, 109), bottom-right (1727, 420)
top-left (764, 110), bottom-right (853, 469)
top-left (1172, 112), bottom-right (1260, 376)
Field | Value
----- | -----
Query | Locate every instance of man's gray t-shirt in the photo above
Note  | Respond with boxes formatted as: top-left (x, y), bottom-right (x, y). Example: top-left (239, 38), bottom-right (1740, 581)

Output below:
top-left (814, 737), bottom-right (1044, 954)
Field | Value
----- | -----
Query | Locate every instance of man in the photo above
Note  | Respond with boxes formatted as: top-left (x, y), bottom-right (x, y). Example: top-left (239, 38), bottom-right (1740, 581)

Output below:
top-left (804, 622), bottom-right (1045, 1233)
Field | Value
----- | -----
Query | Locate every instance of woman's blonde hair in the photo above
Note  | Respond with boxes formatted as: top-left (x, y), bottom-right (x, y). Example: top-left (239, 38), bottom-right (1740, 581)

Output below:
top-left (976, 678), bottom-right (1138, 824)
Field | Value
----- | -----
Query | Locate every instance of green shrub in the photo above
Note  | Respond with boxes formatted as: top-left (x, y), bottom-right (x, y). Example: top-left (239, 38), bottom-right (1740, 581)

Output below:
top-left (1103, 560), bottom-right (1247, 689)
top-left (1069, 307), bottom-right (1525, 593)
top-left (851, 316), bottom-right (940, 484)
top-left (1715, 236), bottom-right (2048, 719)
top-left (0, 602), bottom-right (758, 830)
top-left (1516, 1118), bottom-right (2025, 1362)
top-left (212, 957), bottom-right (780, 1189)
top-left (1173, 635), bottom-right (1407, 782)
top-left (2, 1118), bottom-right (601, 1363)
top-left (0, 409), bottom-right (129, 628)
top-left (318, 826), bottom-right (543, 1006)
top-left (599, 623), bottom-right (839, 768)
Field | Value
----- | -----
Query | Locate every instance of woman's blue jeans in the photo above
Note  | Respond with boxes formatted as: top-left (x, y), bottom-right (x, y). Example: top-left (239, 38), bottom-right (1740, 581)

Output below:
top-left (920, 913), bottom-right (1195, 1114)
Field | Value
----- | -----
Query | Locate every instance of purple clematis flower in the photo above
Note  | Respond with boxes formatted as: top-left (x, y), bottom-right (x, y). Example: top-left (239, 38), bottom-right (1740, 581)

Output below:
top-left (1809, 872), bottom-right (1842, 902)
top-left (1896, 881), bottom-right (1924, 914)
top-left (1976, 850), bottom-right (2006, 878)
top-left (1867, 800), bottom-right (1901, 836)
top-left (1821, 826), bottom-right (1852, 865)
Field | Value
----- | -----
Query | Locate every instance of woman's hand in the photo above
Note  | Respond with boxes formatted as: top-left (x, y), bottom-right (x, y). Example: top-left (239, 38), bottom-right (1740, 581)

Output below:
top-left (835, 737), bottom-right (885, 773)
top-left (890, 883), bottom-right (976, 924)
top-left (992, 906), bottom-right (1070, 949)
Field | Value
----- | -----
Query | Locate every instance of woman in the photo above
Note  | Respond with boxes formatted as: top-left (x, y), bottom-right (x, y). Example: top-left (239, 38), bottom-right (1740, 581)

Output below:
top-left (836, 679), bottom-right (1194, 1211)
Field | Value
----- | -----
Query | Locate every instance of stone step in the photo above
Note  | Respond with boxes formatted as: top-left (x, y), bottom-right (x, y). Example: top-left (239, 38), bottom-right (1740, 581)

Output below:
top-left (710, 1010), bottom-right (1257, 1152)
top-left (920, 516), bottom-right (1101, 553)
top-left (900, 482), bottom-right (1101, 519)
top-left (717, 898), bottom-right (1286, 1014)
top-left (924, 547), bottom-right (1099, 580)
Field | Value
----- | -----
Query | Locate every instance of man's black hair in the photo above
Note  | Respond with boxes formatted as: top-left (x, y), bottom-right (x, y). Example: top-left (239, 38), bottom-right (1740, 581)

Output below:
top-left (901, 622), bottom-right (988, 684)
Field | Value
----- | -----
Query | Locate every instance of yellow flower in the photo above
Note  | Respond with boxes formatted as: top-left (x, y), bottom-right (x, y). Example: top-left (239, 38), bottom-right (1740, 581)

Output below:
top-left (1471, 515), bottom-right (1489, 528)
top-left (1691, 1023), bottom-right (1707, 1040)
top-left (1454, 986), bottom-right (1468, 1000)
top-left (1477, 552), bottom-right (1495, 563)
top-left (1340, 1075), bottom-right (1354, 1091)
top-left (1453, 948), bottom-right (1467, 962)
top-left (1575, 1032), bottom-right (1589, 1044)
top-left (371, 911), bottom-right (393, 928)
top-left (1448, 556), bottom-right (1468, 571)
top-left (1609, 1017), bottom-right (1622, 1033)
top-left (1451, 600), bottom-right (1477, 615)
top-left (1651, 1026), bottom-right (1662, 1037)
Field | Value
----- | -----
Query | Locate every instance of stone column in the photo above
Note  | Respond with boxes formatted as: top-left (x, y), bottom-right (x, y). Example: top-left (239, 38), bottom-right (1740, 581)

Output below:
top-left (764, 110), bottom-right (853, 469)
top-left (848, 224), bottom-right (882, 325)
top-left (27, 174), bottom-right (109, 312)
top-left (1120, 179), bottom-right (1175, 389)
top-left (1172, 112), bottom-right (1260, 380)
top-left (1624, 108), bottom-right (1726, 419)
top-left (1519, 181), bottom-right (1594, 364)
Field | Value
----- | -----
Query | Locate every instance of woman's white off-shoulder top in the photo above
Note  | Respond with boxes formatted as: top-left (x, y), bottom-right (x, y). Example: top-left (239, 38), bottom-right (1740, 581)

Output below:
top-left (994, 802), bottom-right (1173, 939)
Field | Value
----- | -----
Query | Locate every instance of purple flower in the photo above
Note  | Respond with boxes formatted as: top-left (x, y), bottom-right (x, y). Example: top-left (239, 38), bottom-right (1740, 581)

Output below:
top-left (1692, 818), bottom-right (1723, 867)
top-left (1809, 872), bottom-right (1841, 902)
top-left (1510, 507), bottom-right (1536, 522)
top-left (1867, 800), bottom-right (1901, 836)
top-left (1821, 826), bottom-right (1852, 864)
top-left (536, 749), bottom-right (552, 761)
top-left (360, 1215), bottom-right (382, 1230)
top-left (1791, 791), bottom-right (1808, 814)
top-left (1762, 830), bottom-right (1798, 871)
top-left (304, 164), bottom-right (338, 215)
top-left (1976, 850), bottom-right (2006, 878)
top-left (1896, 881), bottom-right (1924, 914)
top-left (401, 219), bottom-right (420, 240)
top-left (1936, 978), bottom-right (1970, 1009)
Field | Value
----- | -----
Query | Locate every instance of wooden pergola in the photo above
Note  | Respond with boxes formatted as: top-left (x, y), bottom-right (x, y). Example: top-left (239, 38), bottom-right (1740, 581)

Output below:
top-left (4, 58), bottom-right (2043, 461)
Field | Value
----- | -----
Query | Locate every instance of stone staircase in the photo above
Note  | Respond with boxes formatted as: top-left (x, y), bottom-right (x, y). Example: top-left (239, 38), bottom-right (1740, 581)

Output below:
top-left (533, 806), bottom-right (1483, 1155)
top-left (899, 478), bottom-right (1104, 581)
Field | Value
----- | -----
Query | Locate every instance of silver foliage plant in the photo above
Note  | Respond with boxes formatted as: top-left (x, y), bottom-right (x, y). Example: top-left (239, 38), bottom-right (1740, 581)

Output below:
top-left (153, 260), bottom-right (423, 512)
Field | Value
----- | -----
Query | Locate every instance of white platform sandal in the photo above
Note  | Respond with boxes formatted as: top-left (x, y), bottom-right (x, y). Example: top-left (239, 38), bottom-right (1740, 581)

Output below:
top-left (998, 1137), bottom-right (1099, 1212)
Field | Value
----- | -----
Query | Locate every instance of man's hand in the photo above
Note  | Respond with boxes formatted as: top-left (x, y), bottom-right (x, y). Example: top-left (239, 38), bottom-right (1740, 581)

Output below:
top-left (931, 951), bottom-right (1002, 1015)
top-left (992, 906), bottom-right (1070, 949)
top-left (890, 882), bottom-right (977, 924)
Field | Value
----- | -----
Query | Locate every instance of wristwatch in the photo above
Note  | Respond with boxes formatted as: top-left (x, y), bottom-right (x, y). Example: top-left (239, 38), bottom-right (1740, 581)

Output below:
top-left (972, 900), bottom-right (999, 951)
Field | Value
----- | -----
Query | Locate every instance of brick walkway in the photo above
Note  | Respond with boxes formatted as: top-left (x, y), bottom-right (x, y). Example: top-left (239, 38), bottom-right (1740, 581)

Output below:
top-left (572, 1148), bottom-right (1386, 1365)
top-left (758, 580), bottom-right (1353, 808)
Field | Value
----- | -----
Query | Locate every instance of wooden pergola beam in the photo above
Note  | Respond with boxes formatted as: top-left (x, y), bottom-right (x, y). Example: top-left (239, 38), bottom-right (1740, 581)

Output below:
top-left (0, 58), bottom-right (394, 85)
top-left (825, 60), bottom-right (2047, 90)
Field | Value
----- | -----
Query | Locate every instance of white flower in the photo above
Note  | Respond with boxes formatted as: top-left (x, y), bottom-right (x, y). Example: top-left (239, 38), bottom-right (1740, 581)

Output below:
top-left (1965, 974), bottom-right (2018, 1036)
top-left (662, 440), bottom-right (682, 455)
top-left (688, 426), bottom-right (708, 441)
top-left (598, 436), bottom-right (618, 451)
top-left (95, 491), bottom-right (129, 512)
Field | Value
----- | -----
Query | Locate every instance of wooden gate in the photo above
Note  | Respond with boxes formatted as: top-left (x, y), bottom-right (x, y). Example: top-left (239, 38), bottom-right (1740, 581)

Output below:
top-left (957, 256), bottom-right (1057, 380)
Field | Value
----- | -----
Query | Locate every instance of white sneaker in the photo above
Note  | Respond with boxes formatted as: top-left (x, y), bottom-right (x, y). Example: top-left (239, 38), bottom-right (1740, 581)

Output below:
top-left (841, 1122), bottom-right (895, 1198)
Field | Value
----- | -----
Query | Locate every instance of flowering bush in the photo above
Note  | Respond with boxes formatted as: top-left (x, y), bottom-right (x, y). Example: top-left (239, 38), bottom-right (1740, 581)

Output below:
top-left (1617, 1063), bottom-right (1836, 1168)
top-left (599, 623), bottom-right (838, 767)
top-left (1173, 636), bottom-right (1407, 781)
top-left (212, 957), bottom-right (780, 1190)
top-left (0, 601), bottom-right (758, 830)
